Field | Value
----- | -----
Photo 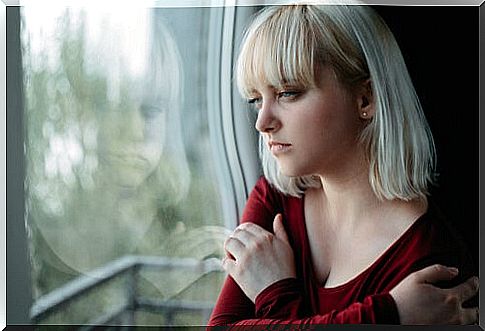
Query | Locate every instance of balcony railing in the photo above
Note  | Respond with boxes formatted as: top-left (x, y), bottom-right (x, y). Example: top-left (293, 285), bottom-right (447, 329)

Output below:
top-left (30, 255), bottom-right (223, 329)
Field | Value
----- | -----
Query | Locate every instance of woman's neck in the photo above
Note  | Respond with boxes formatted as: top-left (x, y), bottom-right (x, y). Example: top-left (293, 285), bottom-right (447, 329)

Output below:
top-left (317, 169), bottom-right (380, 227)
top-left (313, 156), bottom-right (425, 230)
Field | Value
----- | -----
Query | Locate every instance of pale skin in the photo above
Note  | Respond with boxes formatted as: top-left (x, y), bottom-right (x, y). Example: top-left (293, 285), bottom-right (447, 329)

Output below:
top-left (222, 66), bottom-right (479, 324)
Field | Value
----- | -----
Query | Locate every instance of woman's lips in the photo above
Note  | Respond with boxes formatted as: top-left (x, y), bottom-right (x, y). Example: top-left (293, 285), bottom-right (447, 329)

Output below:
top-left (105, 153), bottom-right (148, 168)
top-left (268, 141), bottom-right (292, 155)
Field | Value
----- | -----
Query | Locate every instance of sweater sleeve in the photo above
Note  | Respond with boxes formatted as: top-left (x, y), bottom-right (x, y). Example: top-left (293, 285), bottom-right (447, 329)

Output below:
top-left (207, 177), bottom-right (400, 326)
top-left (208, 275), bottom-right (399, 326)
top-left (253, 278), bottom-right (399, 324)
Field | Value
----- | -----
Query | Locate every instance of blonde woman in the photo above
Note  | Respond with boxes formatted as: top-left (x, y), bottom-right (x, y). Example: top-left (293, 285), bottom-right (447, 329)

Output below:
top-left (209, 4), bottom-right (478, 325)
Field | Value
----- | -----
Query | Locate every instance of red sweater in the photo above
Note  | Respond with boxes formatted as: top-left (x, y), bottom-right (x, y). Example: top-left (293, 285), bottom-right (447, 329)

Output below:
top-left (208, 177), bottom-right (475, 326)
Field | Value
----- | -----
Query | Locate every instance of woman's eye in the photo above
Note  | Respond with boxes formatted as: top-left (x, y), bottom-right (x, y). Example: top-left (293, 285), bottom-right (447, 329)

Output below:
top-left (277, 91), bottom-right (300, 100)
top-left (140, 105), bottom-right (163, 119)
top-left (247, 97), bottom-right (262, 109)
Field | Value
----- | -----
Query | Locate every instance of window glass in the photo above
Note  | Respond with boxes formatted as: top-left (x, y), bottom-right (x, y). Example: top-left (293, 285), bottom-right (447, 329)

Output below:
top-left (21, 6), bottom-right (228, 325)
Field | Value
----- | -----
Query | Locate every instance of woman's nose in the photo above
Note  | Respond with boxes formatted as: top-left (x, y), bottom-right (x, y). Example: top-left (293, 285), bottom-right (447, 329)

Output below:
top-left (255, 100), bottom-right (280, 133)
top-left (123, 109), bottom-right (145, 142)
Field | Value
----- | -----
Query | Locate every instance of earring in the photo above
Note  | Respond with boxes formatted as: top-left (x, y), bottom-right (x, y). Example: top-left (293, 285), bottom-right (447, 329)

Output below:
top-left (361, 111), bottom-right (368, 118)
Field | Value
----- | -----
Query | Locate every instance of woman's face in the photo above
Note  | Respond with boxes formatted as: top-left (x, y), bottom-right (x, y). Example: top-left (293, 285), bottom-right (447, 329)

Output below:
top-left (251, 66), bottom-right (364, 178)
top-left (72, 10), bottom-right (174, 190)
top-left (97, 86), bottom-right (166, 188)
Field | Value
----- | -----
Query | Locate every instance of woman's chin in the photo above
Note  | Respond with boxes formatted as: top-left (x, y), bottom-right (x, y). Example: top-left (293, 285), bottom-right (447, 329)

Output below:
top-left (107, 167), bottom-right (151, 189)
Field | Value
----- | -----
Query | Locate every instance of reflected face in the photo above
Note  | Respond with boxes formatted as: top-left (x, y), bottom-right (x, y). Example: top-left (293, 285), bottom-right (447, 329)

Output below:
top-left (48, 8), bottom-right (182, 190)
top-left (97, 91), bottom-right (166, 188)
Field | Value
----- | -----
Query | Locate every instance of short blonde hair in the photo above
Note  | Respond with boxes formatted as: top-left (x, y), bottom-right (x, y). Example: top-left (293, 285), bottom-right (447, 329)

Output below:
top-left (236, 4), bottom-right (436, 201)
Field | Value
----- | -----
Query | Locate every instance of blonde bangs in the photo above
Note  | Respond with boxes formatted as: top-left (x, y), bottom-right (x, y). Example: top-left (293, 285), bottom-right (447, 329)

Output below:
top-left (237, 5), bottom-right (318, 97)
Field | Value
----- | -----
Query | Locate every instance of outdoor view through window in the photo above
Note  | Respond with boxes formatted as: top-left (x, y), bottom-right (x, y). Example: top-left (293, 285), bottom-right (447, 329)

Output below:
top-left (21, 6), bottom-right (229, 325)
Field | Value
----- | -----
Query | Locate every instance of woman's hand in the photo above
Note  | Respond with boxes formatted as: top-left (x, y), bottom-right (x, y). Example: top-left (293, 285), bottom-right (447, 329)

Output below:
top-left (222, 214), bottom-right (296, 302)
top-left (390, 264), bottom-right (479, 324)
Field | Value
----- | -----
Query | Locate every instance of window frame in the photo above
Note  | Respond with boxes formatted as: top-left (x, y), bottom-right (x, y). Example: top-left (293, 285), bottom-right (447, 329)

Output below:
top-left (6, 5), bottom-right (33, 324)
top-left (207, 5), bottom-right (261, 230)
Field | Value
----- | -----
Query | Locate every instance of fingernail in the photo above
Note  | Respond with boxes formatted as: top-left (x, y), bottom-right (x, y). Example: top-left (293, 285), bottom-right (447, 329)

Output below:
top-left (448, 267), bottom-right (459, 274)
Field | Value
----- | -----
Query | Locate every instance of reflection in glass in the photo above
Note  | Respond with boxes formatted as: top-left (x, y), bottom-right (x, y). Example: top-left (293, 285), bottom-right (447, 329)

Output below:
top-left (22, 6), bottom-right (228, 324)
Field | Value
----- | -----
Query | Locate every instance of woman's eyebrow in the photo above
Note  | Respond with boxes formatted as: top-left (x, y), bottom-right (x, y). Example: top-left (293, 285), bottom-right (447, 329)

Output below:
top-left (249, 84), bottom-right (281, 92)
top-left (140, 103), bottom-right (164, 112)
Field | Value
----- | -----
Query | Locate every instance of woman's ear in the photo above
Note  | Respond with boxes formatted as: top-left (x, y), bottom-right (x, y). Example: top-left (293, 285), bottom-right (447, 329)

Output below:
top-left (357, 79), bottom-right (375, 120)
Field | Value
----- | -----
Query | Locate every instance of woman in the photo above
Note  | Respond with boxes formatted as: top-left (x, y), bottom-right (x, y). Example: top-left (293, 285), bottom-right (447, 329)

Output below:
top-left (208, 4), bottom-right (478, 325)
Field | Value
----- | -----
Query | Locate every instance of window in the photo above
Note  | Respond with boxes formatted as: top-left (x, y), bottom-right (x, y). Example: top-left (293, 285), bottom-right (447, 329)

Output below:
top-left (19, 5), bottom-right (253, 326)
top-left (8, 2), bottom-right (479, 328)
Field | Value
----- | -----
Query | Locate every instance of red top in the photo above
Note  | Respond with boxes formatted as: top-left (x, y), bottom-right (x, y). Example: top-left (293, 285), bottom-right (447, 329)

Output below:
top-left (208, 177), bottom-right (475, 326)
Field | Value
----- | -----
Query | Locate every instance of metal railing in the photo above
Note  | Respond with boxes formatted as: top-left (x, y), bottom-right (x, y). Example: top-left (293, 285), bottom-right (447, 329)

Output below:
top-left (30, 255), bottom-right (223, 329)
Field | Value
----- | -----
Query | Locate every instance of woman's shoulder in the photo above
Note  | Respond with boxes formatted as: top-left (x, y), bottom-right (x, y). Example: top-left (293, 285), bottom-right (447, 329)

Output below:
top-left (242, 176), bottom-right (299, 231)
top-left (251, 176), bottom-right (291, 202)
top-left (405, 198), bottom-right (476, 279)
top-left (253, 175), bottom-right (273, 191)
top-left (421, 199), bottom-right (470, 247)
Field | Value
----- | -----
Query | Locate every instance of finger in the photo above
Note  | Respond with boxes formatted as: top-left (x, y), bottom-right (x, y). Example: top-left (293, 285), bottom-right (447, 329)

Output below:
top-left (225, 250), bottom-right (234, 260)
top-left (239, 222), bottom-right (272, 238)
top-left (239, 222), bottom-right (282, 248)
top-left (273, 214), bottom-right (289, 244)
top-left (454, 276), bottom-right (479, 303)
top-left (412, 264), bottom-right (459, 284)
top-left (221, 256), bottom-right (237, 274)
top-left (460, 307), bottom-right (479, 325)
top-left (224, 236), bottom-right (245, 260)
top-left (232, 226), bottom-right (257, 246)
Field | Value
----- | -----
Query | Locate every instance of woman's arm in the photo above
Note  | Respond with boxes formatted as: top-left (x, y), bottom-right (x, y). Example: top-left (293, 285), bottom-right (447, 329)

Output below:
top-left (210, 213), bottom-right (478, 325)
top-left (209, 214), bottom-right (478, 325)
top-left (208, 264), bottom-right (479, 326)
top-left (208, 177), bottom-right (479, 325)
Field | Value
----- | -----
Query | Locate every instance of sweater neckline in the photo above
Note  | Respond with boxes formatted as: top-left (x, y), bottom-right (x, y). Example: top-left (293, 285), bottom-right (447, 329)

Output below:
top-left (299, 195), bottom-right (429, 291)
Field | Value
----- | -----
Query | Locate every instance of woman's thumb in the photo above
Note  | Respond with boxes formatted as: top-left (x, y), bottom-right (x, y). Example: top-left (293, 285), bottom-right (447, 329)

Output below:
top-left (273, 213), bottom-right (289, 244)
